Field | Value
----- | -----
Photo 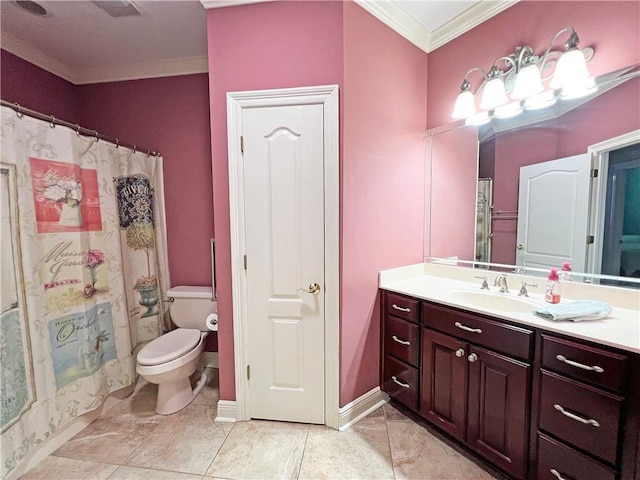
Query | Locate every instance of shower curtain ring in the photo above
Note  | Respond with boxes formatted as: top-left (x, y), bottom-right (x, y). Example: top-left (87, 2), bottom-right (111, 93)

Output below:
top-left (115, 139), bottom-right (119, 148)
top-left (146, 149), bottom-right (151, 157)
top-left (49, 116), bottom-right (56, 128)
top-left (133, 145), bottom-right (137, 153)
top-left (14, 103), bottom-right (24, 118)
top-left (93, 130), bottom-right (99, 142)
top-left (74, 124), bottom-right (81, 135)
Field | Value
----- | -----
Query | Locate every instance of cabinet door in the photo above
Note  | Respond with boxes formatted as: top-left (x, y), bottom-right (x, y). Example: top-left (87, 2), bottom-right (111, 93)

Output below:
top-left (420, 328), bottom-right (468, 441)
top-left (467, 345), bottom-right (530, 480)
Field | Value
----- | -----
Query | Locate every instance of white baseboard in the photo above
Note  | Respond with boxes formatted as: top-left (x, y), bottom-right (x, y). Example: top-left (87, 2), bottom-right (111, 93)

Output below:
top-left (202, 351), bottom-right (219, 368)
top-left (215, 400), bottom-right (237, 422)
top-left (338, 386), bottom-right (389, 431)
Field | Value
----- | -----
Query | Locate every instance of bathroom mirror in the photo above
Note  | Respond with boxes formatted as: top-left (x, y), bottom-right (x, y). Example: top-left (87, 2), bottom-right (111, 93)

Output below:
top-left (426, 64), bottom-right (640, 288)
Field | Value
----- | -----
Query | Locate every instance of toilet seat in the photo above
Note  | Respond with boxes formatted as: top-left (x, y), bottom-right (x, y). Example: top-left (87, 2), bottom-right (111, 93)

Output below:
top-left (138, 329), bottom-right (202, 366)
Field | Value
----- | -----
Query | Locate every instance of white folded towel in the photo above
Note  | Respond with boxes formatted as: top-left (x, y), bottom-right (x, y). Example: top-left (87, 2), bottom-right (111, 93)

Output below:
top-left (533, 300), bottom-right (613, 322)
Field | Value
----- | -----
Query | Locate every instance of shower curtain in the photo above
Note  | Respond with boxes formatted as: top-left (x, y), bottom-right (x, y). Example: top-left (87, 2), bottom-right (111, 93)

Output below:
top-left (0, 106), bottom-right (170, 478)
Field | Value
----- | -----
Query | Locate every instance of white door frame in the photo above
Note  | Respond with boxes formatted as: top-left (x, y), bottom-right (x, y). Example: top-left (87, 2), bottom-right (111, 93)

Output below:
top-left (226, 85), bottom-right (340, 429)
top-left (586, 129), bottom-right (640, 276)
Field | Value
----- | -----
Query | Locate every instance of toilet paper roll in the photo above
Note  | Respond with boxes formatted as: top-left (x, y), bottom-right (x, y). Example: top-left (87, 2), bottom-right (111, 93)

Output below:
top-left (206, 313), bottom-right (218, 331)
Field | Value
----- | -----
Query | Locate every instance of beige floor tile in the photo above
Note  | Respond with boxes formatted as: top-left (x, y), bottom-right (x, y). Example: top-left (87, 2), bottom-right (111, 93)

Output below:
top-left (387, 420), bottom-right (495, 480)
top-left (53, 408), bottom-right (167, 464)
top-left (19, 456), bottom-right (117, 480)
top-left (206, 420), bottom-right (308, 479)
top-left (383, 402), bottom-right (412, 422)
top-left (109, 465), bottom-right (203, 480)
top-left (125, 403), bottom-right (233, 475)
top-left (298, 418), bottom-right (394, 480)
top-left (191, 367), bottom-right (220, 406)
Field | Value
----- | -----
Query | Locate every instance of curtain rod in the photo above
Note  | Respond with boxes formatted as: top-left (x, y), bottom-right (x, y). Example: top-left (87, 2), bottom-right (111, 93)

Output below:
top-left (1, 100), bottom-right (160, 157)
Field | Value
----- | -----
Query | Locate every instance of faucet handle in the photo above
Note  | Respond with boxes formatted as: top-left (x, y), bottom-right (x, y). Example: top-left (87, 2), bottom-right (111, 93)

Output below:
top-left (474, 275), bottom-right (489, 290)
top-left (518, 282), bottom-right (538, 297)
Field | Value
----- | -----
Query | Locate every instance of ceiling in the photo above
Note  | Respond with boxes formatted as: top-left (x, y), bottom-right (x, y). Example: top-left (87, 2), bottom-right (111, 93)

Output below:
top-left (0, 0), bottom-right (515, 85)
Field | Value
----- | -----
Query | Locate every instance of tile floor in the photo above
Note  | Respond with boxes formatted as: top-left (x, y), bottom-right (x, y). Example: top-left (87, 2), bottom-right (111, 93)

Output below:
top-left (20, 368), bottom-right (496, 480)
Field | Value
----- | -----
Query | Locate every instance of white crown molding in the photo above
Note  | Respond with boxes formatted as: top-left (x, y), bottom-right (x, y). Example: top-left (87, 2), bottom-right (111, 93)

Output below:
top-left (72, 55), bottom-right (209, 85)
top-left (1, 32), bottom-right (78, 83)
top-left (354, 0), bottom-right (431, 53)
top-left (429, 0), bottom-right (519, 52)
top-left (200, 0), bottom-right (272, 9)
top-left (1, 32), bottom-right (208, 85)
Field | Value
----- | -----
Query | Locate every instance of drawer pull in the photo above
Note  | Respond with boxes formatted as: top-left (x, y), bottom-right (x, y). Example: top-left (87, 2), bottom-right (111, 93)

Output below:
top-left (392, 304), bottom-right (411, 313)
top-left (550, 469), bottom-right (571, 480)
top-left (454, 321), bottom-right (482, 334)
top-left (556, 354), bottom-right (604, 373)
top-left (554, 404), bottom-right (600, 427)
top-left (391, 376), bottom-right (410, 389)
top-left (391, 335), bottom-right (410, 346)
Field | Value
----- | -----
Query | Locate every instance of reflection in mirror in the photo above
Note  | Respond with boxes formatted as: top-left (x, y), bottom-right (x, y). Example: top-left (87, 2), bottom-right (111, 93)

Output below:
top-left (427, 65), bottom-right (640, 288)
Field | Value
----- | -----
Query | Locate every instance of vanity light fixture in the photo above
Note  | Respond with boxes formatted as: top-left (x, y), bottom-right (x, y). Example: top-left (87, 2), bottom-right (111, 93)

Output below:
top-left (451, 27), bottom-right (595, 123)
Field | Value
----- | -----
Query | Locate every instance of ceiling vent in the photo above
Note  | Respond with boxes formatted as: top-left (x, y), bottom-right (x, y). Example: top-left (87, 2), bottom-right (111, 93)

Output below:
top-left (91, 1), bottom-right (141, 18)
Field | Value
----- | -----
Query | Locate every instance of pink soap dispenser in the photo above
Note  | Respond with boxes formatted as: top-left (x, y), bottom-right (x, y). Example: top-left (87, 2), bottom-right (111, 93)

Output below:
top-left (545, 268), bottom-right (561, 304)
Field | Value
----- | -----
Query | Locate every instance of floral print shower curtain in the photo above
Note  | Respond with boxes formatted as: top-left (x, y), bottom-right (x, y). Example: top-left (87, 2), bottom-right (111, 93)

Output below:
top-left (0, 106), bottom-right (170, 478)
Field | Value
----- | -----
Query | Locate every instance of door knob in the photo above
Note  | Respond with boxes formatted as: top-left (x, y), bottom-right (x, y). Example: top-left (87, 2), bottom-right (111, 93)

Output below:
top-left (517, 244), bottom-right (524, 250)
top-left (468, 353), bottom-right (478, 363)
top-left (299, 283), bottom-right (321, 295)
top-left (455, 348), bottom-right (465, 358)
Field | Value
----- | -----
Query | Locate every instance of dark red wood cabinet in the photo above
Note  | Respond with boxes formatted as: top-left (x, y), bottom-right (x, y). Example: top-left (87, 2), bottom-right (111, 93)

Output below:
top-left (380, 290), bottom-right (640, 480)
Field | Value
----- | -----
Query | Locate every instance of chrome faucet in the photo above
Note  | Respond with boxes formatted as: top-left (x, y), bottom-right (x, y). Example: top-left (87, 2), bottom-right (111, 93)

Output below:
top-left (474, 275), bottom-right (489, 290)
top-left (494, 274), bottom-right (509, 293)
top-left (518, 282), bottom-right (538, 297)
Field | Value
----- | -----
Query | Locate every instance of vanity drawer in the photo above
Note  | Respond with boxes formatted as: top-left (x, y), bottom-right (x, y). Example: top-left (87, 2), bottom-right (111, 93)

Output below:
top-left (383, 355), bottom-right (419, 411)
top-left (422, 303), bottom-right (533, 360)
top-left (385, 315), bottom-right (420, 367)
top-left (539, 370), bottom-right (623, 465)
top-left (536, 432), bottom-right (617, 480)
top-left (386, 293), bottom-right (420, 324)
top-left (541, 334), bottom-right (629, 393)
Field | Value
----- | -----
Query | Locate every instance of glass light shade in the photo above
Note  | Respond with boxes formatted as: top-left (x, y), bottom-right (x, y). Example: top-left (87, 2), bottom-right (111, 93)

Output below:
top-left (561, 76), bottom-right (597, 99)
top-left (494, 101), bottom-right (523, 118)
top-left (452, 90), bottom-right (476, 119)
top-left (524, 90), bottom-right (557, 110)
top-left (465, 111), bottom-right (490, 126)
top-left (550, 48), bottom-right (591, 90)
top-left (511, 64), bottom-right (544, 100)
top-left (480, 77), bottom-right (508, 110)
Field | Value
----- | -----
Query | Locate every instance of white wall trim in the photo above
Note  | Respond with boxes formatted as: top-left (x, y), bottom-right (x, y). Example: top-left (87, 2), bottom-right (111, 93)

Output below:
top-left (429, 0), bottom-right (518, 52)
top-left (226, 84), bottom-right (340, 429)
top-left (338, 387), bottom-right (389, 432)
top-left (2, 31), bottom-right (208, 85)
top-left (215, 400), bottom-right (237, 423)
top-left (354, 0), bottom-right (430, 53)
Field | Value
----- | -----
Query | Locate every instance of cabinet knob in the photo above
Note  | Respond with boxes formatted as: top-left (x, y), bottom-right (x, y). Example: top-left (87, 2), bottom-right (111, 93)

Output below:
top-left (468, 353), bottom-right (478, 363)
top-left (455, 348), bottom-right (465, 358)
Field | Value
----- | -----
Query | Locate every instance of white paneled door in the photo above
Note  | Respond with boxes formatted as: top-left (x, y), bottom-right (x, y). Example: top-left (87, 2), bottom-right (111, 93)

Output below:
top-left (516, 153), bottom-right (591, 271)
top-left (242, 103), bottom-right (325, 424)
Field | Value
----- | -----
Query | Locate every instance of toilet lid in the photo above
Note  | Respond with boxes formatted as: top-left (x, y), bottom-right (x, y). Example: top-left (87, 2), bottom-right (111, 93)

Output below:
top-left (137, 329), bottom-right (202, 366)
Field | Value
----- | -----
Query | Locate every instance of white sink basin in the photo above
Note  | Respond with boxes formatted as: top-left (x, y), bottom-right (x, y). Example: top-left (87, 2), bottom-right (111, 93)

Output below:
top-left (444, 289), bottom-right (539, 313)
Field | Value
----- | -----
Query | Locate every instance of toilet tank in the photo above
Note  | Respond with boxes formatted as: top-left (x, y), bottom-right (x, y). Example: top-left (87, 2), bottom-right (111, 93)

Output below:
top-left (167, 286), bottom-right (217, 331)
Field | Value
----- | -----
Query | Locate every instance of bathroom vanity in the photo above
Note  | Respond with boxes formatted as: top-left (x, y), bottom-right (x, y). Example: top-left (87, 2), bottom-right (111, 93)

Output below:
top-left (379, 263), bottom-right (640, 480)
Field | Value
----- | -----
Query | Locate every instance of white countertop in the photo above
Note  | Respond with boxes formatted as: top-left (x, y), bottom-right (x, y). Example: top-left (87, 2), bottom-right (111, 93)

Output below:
top-left (380, 263), bottom-right (640, 354)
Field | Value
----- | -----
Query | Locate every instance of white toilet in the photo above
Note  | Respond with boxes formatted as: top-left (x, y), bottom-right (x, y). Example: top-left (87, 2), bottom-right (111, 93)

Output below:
top-left (136, 286), bottom-right (218, 415)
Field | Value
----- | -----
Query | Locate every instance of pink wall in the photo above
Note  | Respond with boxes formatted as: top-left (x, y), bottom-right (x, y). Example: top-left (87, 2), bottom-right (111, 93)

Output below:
top-left (429, 126), bottom-right (478, 261)
top-left (206, 0), bottom-right (345, 402)
top-left (427, 1), bottom-right (640, 129)
top-left (341, 1), bottom-right (427, 404)
top-left (1, 49), bottom-right (79, 121)
top-left (76, 76), bottom-right (214, 288)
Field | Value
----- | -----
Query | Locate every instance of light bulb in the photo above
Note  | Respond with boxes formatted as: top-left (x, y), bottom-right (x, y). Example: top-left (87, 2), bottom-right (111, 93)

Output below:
top-left (480, 77), bottom-right (508, 110)
top-left (494, 101), bottom-right (523, 118)
top-left (465, 111), bottom-right (490, 126)
top-left (524, 90), bottom-right (557, 110)
top-left (551, 48), bottom-right (591, 90)
top-left (561, 76), bottom-right (597, 99)
top-left (452, 90), bottom-right (476, 119)
top-left (511, 64), bottom-right (544, 100)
